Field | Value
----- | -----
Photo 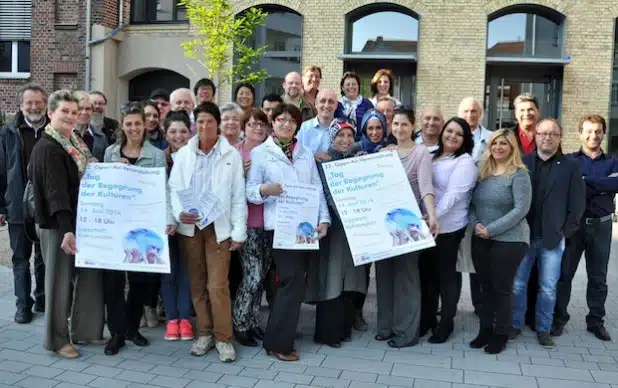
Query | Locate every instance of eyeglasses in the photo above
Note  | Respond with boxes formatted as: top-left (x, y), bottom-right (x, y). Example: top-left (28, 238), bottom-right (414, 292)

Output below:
top-left (275, 117), bottom-right (297, 125)
top-left (536, 132), bottom-right (561, 139)
top-left (247, 121), bottom-right (266, 129)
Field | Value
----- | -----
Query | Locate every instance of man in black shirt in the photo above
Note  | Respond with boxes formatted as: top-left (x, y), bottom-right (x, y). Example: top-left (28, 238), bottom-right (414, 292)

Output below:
top-left (510, 119), bottom-right (585, 348)
top-left (0, 84), bottom-right (49, 323)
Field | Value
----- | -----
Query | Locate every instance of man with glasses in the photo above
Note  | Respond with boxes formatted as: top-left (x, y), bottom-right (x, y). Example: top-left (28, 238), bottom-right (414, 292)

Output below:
top-left (0, 84), bottom-right (48, 323)
top-left (553, 115), bottom-right (617, 341)
top-left (509, 118), bottom-right (585, 348)
top-left (89, 91), bottom-right (119, 144)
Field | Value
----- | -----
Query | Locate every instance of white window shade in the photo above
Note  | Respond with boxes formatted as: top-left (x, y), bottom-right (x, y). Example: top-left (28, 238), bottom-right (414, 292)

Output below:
top-left (0, 0), bottom-right (32, 41)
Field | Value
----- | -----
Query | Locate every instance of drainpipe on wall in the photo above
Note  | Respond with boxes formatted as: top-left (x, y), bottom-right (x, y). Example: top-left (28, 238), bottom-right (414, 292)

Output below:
top-left (84, 0), bottom-right (92, 91)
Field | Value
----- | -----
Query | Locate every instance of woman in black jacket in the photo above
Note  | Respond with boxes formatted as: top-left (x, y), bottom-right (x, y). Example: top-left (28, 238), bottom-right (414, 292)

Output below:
top-left (29, 89), bottom-right (95, 358)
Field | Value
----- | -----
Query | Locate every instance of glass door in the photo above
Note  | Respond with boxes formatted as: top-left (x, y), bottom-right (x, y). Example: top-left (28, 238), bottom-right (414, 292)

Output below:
top-left (484, 65), bottom-right (563, 130)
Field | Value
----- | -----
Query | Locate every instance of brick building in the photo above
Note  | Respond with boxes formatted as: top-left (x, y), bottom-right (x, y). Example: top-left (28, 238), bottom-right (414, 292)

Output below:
top-left (1, 0), bottom-right (618, 151)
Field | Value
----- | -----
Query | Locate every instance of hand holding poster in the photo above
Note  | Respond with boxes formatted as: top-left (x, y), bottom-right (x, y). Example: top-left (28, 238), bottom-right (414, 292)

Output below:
top-left (75, 163), bottom-right (170, 273)
top-left (322, 151), bottom-right (435, 266)
top-left (273, 183), bottom-right (320, 250)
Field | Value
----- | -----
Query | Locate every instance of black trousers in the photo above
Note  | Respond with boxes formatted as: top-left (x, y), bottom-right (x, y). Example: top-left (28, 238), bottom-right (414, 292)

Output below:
top-left (469, 273), bottom-right (482, 311)
top-left (420, 228), bottom-right (466, 327)
top-left (352, 264), bottom-right (371, 314)
top-left (263, 249), bottom-right (310, 353)
top-left (103, 270), bottom-right (159, 336)
top-left (9, 223), bottom-right (45, 309)
top-left (555, 218), bottom-right (612, 328)
top-left (314, 292), bottom-right (355, 345)
top-left (471, 237), bottom-right (528, 335)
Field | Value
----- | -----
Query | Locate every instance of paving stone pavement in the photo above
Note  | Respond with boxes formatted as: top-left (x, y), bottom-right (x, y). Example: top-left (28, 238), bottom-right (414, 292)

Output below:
top-left (1, 230), bottom-right (618, 388)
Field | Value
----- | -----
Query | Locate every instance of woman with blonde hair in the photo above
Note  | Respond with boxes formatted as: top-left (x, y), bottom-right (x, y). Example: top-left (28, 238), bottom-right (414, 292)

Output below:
top-left (369, 69), bottom-right (401, 107)
top-left (468, 128), bottom-right (531, 355)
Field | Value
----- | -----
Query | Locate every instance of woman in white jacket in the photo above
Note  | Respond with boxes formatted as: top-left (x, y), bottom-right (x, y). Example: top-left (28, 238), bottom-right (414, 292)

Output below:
top-left (168, 102), bottom-right (247, 363)
top-left (246, 103), bottom-right (330, 362)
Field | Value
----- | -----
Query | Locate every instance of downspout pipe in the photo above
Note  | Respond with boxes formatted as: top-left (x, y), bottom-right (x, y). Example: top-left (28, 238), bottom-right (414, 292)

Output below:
top-left (84, 0), bottom-right (92, 91)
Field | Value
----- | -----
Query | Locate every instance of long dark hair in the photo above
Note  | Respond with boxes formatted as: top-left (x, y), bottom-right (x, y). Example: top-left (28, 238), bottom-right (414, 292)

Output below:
top-left (433, 117), bottom-right (474, 159)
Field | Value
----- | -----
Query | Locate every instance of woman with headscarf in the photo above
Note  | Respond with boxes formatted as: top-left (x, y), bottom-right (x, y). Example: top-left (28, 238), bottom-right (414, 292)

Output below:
top-left (335, 72), bottom-right (374, 141)
top-left (359, 110), bottom-right (388, 154)
top-left (306, 120), bottom-right (366, 348)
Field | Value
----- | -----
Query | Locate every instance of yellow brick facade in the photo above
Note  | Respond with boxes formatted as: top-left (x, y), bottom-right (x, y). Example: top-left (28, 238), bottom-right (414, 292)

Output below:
top-left (93, 0), bottom-right (618, 151)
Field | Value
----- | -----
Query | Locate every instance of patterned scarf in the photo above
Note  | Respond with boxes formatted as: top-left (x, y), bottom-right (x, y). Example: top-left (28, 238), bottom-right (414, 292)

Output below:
top-left (273, 136), bottom-right (297, 162)
top-left (341, 95), bottom-right (364, 128)
top-left (44, 124), bottom-right (92, 177)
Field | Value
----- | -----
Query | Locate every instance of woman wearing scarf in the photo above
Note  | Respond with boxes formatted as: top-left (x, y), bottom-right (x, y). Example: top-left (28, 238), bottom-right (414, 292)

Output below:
top-left (335, 72), bottom-right (374, 141)
top-left (28, 90), bottom-right (97, 358)
top-left (305, 120), bottom-right (367, 348)
top-left (246, 103), bottom-right (330, 362)
top-left (345, 109), bottom-right (388, 332)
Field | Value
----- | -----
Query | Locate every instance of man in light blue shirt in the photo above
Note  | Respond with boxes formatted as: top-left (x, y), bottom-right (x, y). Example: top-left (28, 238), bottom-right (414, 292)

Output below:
top-left (296, 88), bottom-right (338, 154)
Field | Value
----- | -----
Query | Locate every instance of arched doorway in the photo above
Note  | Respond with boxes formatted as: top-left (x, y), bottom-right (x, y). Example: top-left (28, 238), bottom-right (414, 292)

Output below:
top-left (484, 5), bottom-right (567, 130)
top-left (128, 69), bottom-right (190, 102)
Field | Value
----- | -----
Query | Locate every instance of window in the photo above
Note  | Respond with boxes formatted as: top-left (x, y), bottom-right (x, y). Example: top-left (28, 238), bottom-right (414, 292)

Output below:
top-left (236, 6), bottom-right (302, 102)
top-left (487, 7), bottom-right (564, 59)
top-left (347, 9), bottom-right (418, 55)
top-left (131, 0), bottom-right (188, 23)
top-left (0, 0), bottom-right (31, 78)
top-left (0, 41), bottom-right (30, 77)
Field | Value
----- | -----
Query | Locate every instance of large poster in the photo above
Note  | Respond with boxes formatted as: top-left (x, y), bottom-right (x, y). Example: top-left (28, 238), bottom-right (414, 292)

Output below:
top-left (273, 183), bottom-right (320, 250)
top-left (75, 163), bottom-right (170, 273)
top-left (322, 151), bottom-right (435, 266)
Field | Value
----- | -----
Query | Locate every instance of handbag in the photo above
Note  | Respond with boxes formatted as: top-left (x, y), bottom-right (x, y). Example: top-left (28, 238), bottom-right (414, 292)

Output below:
top-left (22, 180), bottom-right (39, 243)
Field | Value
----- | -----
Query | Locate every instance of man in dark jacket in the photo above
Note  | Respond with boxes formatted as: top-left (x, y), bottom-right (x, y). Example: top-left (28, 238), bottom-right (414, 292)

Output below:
top-left (90, 91), bottom-right (119, 144)
top-left (0, 84), bottom-right (48, 323)
top-left (510, 118), bottom-right (585, 348)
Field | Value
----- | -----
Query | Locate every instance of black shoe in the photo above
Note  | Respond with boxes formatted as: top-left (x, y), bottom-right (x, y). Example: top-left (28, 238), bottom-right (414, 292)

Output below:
top-left (375, 333), bottom-right (392, 341)
top-left (14, 308), bottom-right (33, 324)
top-left (341, 333), bottom-right (352, 342)
top-left (235, 330), bottom-right (258, 347)
top-left (34, 301), bottom-right (45, 313)
top-left (326, 342), bottom-right (342, 348)
top-left (537, 332), bottom-right (555, 348)
top-left (104, 334), bottom-right (125, 355)
top-left (428, 321), bottom-right (454, 344)
top-left (387, 337), bottom-right (419, 348)
top-left (248, 327), bottom-right (264, 341)
top-left (484, 334), bottom-right (508, 354)
top-left (126, 331), bottom-right (149, 347)
top-left (550, 323), bottom-right (564, 337)
top-left (508, 328), bottom-right (521, 342)
top-left (419, 320), bottom-right (437, 337)
top-left (588, 325), bottom-right (612, 341)
top-left (470, 328), bottom-right (493, 349)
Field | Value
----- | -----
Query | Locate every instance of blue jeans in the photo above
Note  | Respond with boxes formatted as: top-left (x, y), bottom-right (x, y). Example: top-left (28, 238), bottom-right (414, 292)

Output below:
top-left (161, 236), bottom-right (191, 320)
top-left (512, 238), bottom-right (565, 333)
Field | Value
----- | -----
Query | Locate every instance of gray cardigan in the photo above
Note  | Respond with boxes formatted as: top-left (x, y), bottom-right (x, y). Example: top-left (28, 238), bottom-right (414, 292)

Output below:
top-left (469, 167), bottom-right (532, 244)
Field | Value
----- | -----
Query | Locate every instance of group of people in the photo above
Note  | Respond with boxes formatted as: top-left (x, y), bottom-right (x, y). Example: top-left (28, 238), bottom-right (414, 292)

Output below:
top-left (0, 65), bottom-right (615, 364)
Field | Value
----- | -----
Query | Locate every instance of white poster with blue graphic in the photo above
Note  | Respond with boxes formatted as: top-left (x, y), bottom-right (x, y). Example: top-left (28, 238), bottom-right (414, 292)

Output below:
top-left (273, 183), bottom-right (320, 250)
top-left (322, 151), bottom-right (435, 266)
top-left (75, 163), bottom-right (170, 273)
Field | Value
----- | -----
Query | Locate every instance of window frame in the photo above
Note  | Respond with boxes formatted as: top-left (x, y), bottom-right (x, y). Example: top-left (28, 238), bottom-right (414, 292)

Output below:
top-left (130, 0), bottom-right (189, 25)
top-left (0, 41), bottom-right (30, 80)
top-left (343, 2), bottom-right (419, 59)
top-left (486, 5), bottom-right (567, 63)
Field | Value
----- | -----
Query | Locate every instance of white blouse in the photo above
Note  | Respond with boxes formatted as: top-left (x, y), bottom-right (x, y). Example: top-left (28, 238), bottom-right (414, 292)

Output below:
top-left (432, 153), bottom-right (478, 233)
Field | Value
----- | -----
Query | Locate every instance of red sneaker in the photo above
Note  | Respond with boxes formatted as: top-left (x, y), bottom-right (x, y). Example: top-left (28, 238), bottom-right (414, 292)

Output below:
top-left (179, 319), bottom-right (194, 341)
top-left (164, 319), bottom-right (180, 341)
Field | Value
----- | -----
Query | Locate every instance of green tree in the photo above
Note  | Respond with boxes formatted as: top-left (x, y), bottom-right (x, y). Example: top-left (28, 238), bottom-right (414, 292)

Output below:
top-left (179, 0), bottom-right (269, 87)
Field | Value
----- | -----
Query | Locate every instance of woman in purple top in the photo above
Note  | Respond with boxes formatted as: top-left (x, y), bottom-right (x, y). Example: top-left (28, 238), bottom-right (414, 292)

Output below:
top-left (419, 117), bottom-right (477, 344)
top-left (335, 72), bottom-right (374, 141)
top-left (232, 108), bottom-right (271, 347)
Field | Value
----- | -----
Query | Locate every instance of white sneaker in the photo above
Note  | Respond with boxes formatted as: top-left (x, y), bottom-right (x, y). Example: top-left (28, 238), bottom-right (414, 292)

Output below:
top-left (215, 340), bottom-right (236, 362)
top-left (144, 307), bottom-right (158, 328)
top-left (190, 335), bottom-right (215, 356)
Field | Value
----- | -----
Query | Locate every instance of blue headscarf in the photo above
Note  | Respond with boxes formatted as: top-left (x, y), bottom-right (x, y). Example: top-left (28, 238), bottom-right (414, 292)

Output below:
top-left (360, 110), bottom-right (388, 153)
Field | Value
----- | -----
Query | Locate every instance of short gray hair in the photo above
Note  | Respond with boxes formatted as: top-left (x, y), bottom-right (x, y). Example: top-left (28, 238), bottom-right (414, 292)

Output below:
top-left (18, 84), bottom-right (47, 106)
top-left (170, 88), bottom-right (196, 105)
top-left (48, 90), bottom-right (79, 112)
top-left (219, 102), bottom-right (243, 117)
